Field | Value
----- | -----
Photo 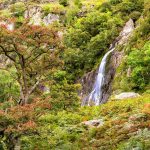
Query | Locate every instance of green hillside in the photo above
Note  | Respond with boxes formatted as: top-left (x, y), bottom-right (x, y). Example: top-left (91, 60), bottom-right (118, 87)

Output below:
top-left (0, 0), bottom-right (150, 149)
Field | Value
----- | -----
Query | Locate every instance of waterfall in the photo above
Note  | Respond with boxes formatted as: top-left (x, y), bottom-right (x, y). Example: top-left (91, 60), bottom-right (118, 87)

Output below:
top-left (81, 19), bottom-right (134, 106)
top-left (84, 48), bottom-right (114, 106)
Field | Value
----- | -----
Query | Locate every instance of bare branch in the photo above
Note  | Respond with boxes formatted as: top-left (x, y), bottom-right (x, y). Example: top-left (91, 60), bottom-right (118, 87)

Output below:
top-left (0, 45), bottom-right (16, 62)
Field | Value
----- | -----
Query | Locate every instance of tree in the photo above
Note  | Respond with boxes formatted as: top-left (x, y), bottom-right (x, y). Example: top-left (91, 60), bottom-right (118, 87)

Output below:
top-left (0, 22), bottom-right (61, 105)
top-left (127, 42), bottom-right (150, 90)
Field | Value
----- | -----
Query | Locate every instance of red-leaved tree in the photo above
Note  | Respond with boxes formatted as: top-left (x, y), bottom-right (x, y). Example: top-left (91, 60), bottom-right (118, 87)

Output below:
top-left (0, 21), bottom-right (62, 105)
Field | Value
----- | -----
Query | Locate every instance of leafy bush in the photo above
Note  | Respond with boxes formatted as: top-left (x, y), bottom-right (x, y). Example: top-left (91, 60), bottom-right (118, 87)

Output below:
top-left (74, 0), bottom-right (82, 8)
top-left (121, 0), bottom-right (144, 13)
top-left (110, 0), bottom-right (123, 5)
top-left (41, 3), bottom-right (65, 15)
top-left (129, 11), bottom-right (141, 21)
top-left (10, 2), bottom-right (26, 17)
top-left (117, 128), bottom-right (150, 150)
top-left (49, 80), bottom-right (81, 110)
top-left (0, 9), bottom-right (11, 17)
top-left (0, 68), bottom-right (19, 102)
top-left (64, 11), bottom-right (123, 79)
top-left (99, 2), bottom-right (112, 12)
top-left (65, 6), bottom-right (79, 25)
top-left (23, 94), bottom-right (150, 150)
top-left (59, 0), bottom-right (69, 7)
top-left (127, 42), bottom-right (150, 90)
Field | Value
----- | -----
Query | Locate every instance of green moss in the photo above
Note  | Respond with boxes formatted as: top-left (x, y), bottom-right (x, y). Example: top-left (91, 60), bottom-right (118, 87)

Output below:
top-left (41, 3), bottom-right (65, 15)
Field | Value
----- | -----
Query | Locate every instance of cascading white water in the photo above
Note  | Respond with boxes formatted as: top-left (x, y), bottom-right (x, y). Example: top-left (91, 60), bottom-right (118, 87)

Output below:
top-left (81, 19), bottom-right (134, 106)
top-left (86, 48), bottom-right (114, 106)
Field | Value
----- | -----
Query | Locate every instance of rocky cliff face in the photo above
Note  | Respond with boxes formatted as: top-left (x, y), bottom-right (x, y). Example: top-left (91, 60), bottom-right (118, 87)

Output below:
top-left (25, 6), bottom-right (60, 26)
top-left (80, 19), bottom-right (135, 103)
top-left (0, 4), bottom-right (62, 69)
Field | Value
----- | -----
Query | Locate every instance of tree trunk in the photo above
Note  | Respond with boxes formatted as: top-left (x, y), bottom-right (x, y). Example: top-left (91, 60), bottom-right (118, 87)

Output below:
top-left (14, 139), bottom-right (21, 150)
top-left (19, 80), bottom-right (40, 105)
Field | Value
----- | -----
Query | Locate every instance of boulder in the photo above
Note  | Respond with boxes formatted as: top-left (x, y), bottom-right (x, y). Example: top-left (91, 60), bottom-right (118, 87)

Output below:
top-left (25, 6), bottom-right (60, 26)
top-left (82, 119), bottom-right (104, 128)
top-left (115, 92), bottom-right (140, 100)
top-left (24, 6), bottom-right (42, 25)
top-left (43, 13), bottom-right (59, 26)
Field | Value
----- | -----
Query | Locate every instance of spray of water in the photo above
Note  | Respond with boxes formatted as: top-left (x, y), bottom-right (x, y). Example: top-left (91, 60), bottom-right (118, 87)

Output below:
top-left (82, 48), bottom-right (114, 106)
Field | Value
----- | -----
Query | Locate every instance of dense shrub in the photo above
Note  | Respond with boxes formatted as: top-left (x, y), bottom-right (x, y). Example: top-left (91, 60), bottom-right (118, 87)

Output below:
top-left (74, 0), bottom-right (82, 8)
top-left (99, 2), bottom-right (112, 12)
top-left (41, 3), bottom-right (65, 15)
top-left (65, 6), bottom-right (79, 25)
top-left (16, 94), bottom-right (150, 149)
top-left (50, 80), bottom-right (81, 110)
top-left (0, 9), bottom-right (11, 17)
top-left (10, 2), bottom-right (26, 17)
top-left (127, 42), bottom-right (150, 90)
top-left (59, 0), bottom-right (69, 7)
top-left (0, 68), bottom-right (19, 102)
top-left (64, 11), bottom-right (123, 80)
top-left (129, 11), bottom-right (141, 21)
top-left (110, 0), bottom-right (123, 5)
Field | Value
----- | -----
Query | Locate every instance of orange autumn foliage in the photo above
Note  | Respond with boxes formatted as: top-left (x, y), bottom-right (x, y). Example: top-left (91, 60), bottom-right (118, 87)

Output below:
top-left (142, 103), bottom-right (150, 115)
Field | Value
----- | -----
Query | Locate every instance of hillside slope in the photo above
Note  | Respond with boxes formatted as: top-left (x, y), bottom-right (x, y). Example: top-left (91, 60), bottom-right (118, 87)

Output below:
top-left (0, 0), bottom-right (149, 149)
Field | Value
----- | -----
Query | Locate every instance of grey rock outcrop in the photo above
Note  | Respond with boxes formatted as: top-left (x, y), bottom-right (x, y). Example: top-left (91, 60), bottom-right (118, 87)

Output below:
top-left (116, 19), bottom-right (135, 45)
top-left (80, 70), bottom-right (96, 101)
top-left (25, 6), bottom-right (43, 25)
top-left (115, 92), bottom-right (140, 100)
top-left (81, 119), bottom-right (104, 128)
top-left (24, 6), bottom-right (59, 26)
top-left (43, 13), bottom-right (59, 26)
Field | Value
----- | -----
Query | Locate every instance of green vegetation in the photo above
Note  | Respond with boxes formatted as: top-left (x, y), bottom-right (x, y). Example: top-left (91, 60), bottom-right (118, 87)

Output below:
top-left (10, 2), bottom-right (26, 17)
top-left (64, 11), bottom-right (123, 79)
top-left (0, 0), bottom-right (149, 149)
top-left (41, 3), bottom-right (65, 15)
top-left (1, 94), bottom-right (149, 149)
top-left (0, 68), bottom-right (19, 102)
top-left (113, 1), bottom-right (150, 92)
top-left (59, 0), bottom-right (69, 6)
top-left (127, 42), bottom-right (150, 91)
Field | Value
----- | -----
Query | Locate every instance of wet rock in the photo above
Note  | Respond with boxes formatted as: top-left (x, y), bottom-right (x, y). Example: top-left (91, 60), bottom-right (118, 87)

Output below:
top-left (115, 92), bottom-right (140, 100)
top-left (82, 119), bottom-right (104, 128)
top-left (79, 69), bottom-right (97, 101)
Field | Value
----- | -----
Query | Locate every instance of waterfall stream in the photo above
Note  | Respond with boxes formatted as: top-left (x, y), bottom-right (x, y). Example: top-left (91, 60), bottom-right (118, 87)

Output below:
top-left (85, 48), bottom-right (114, 106)
top-left (81, 19), bottom-right (134, 106)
